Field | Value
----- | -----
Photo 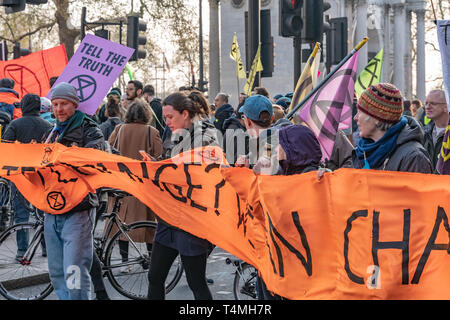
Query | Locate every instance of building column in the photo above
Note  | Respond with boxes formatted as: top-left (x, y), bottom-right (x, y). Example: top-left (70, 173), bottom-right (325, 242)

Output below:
top-left (404, 9), bottom-right (413, 99)
top-left (344, 0), bottom-right (354, 53)
top-left (208, 0), bottom-right (220, 101)
top-left (355, 0), bottom-right (368, 75)
top-left (392, 3), bottom-right (405, 93)
top-left (382, 4), bottom-right (391, 83)
top-left (416, 9), bottom-right (426, 102)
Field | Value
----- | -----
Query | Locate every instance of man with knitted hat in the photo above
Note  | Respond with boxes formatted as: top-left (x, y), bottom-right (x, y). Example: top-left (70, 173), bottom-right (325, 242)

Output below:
top-left (352, 83), bottom-right (432, 173)
top-left (43, 82), bottom-right (106, 300)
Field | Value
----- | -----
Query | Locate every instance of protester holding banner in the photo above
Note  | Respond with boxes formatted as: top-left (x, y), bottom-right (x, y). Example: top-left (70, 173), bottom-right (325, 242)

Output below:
top-left (43, 82), bottom-right (105, 300)
top-left (235, 94), bottom-right (277, 174)
top-left (108, 98), bottom-right (162, 273)
top-left (147, 91), bottom-right (216, 300)
top-left (2, 93), bottom-right (53, 259)
top-left (352, 83), bottom-right (432, 173)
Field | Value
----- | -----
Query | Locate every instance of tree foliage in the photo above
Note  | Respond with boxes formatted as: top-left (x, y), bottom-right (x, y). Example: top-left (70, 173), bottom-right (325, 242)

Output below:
top-left (0, 0), bottom-right (205, 95)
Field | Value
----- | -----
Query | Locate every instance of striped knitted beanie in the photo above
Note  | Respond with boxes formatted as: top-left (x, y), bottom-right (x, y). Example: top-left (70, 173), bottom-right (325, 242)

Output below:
top-left (357, 83), bottom-right (403, 123)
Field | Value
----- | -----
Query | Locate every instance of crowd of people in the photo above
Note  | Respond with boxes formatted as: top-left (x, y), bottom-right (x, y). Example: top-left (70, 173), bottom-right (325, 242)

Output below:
top-left (0, 74), bottom-right (448, 300)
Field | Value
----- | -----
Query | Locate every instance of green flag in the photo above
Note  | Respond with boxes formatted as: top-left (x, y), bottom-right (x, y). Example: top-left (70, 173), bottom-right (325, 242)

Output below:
top-left (126, 63), bottom-right (135, 81)
top-left (355, 47), bottom-right (384, 98)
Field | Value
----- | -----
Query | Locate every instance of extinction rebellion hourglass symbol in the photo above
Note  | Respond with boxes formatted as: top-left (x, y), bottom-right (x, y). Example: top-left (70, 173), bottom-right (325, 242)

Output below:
top-left (47, 191), bottom-right (66, 211)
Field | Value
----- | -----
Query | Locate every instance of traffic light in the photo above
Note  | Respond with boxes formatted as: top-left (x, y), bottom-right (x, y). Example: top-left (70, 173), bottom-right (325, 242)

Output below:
top-left (0, 0), bottom-right (47, 13)
top-left (302, 0), bottom-right (331, 42)
top-left (260, 9), bottom-right (274, 77)
top-left (95, 28), bottom-right (110, 40)
top-left (1, 0), bottom-right (25, 13)
top-left (0, 41), bottom-right (8, 60)
top-left (326, 17), bottom-right (348, 68)
top-left (245, 9), bottom-right (274, 78)
top-left (13, 42), bottom-right (30, 59)
top-left (127, 15), bottom-right (147, 61)
top-left (279, 0), bottom-right (303, 38)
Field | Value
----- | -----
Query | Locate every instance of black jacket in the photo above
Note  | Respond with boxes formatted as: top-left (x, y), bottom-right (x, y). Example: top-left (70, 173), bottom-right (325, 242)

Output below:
top-left (423, 121), bottom-right (445, 172)
top-left (222, 115), bottom-right (249, 166)
top-left (155, 119), bottom-right (217, 256)
top-left (45, 116), bottom-right (105, 150)
top-left (44, 115), bottom-right (105, 213)
top-left (149, 98), bottom-right (165, 136)
top-left (3, 96), bottom-right (52, 143)
top-left (214, 103), bottom-right (234, 134)
top-left (99, 117), bottom-right (122, 141)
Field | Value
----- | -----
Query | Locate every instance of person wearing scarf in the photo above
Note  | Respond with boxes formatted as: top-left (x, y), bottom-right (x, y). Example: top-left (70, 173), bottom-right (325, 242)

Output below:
top-left (43, 82), bottom-right (106, 300)
top-left (352, 83), bottom-right (432, 173)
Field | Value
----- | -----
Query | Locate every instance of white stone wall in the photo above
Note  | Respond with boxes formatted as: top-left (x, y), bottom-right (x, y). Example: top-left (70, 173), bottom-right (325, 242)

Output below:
top-left (219, 0), bottom-right (345, 108)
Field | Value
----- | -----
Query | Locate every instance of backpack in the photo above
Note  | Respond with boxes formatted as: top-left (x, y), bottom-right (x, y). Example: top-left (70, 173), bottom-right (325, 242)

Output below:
top-left (0, 101), bottom-right (18, 119)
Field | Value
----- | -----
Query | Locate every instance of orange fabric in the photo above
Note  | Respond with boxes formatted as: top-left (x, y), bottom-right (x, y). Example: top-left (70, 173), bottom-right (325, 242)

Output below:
top-left (0, 142), bottom-right (449, 299)
top-left (0, 45), bottom-right (67, 98)
top-left (0, 91), bottom-right (19, 104)
top-left (13, 106), bottom-right (22, 119)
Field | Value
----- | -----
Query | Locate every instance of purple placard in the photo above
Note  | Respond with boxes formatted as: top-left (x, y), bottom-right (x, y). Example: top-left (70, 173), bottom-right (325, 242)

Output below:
top-left (47, 34), bottom-right (135, 115)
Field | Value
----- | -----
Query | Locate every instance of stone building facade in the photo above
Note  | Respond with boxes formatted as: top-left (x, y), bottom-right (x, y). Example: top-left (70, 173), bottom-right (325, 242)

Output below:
top-left (209, 0), bottom-right (427, 107)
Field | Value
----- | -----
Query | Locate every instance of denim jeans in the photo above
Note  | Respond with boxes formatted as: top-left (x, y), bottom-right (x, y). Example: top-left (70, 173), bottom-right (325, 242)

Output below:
top-left (11, 183), bottom-right (30, 256)
top-left (44, 209), bottom-right (94, 300)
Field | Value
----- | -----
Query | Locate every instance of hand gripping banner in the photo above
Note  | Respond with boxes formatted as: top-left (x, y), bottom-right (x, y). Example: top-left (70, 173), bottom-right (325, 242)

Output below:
top-left (0, 142), bottom-right (450, 299)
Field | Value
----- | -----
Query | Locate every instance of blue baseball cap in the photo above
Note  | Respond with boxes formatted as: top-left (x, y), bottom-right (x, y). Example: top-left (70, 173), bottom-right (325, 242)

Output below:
top-left (240, 94), bottom-right (273, 121)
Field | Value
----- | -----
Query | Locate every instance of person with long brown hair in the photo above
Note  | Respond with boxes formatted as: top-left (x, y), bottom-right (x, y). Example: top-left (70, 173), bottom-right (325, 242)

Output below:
top-left (147, 91), bottom-right (217, 300)
top-left (108, 99), bottom-right (163, 273)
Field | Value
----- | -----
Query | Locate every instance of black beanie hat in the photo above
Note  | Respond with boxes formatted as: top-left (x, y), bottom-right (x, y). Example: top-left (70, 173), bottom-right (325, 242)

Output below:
top-left (0, 78), bottom-right (15, 89)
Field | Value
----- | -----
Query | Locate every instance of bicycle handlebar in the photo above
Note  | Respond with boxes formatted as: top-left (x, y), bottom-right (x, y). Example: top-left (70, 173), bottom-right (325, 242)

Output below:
top-left (97, 187), bottom-right (131, 199)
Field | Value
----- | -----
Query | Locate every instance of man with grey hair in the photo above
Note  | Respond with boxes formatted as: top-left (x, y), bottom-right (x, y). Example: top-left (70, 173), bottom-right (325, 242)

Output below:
top-left (423, 89), bottom-right (449, 171)
top-left (213, 92), bottom-right (234, 134)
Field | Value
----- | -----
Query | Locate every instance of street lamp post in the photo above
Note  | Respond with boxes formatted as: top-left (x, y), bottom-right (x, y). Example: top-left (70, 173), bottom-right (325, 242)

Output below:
top-left (199, 0), bottom-right (206, 92)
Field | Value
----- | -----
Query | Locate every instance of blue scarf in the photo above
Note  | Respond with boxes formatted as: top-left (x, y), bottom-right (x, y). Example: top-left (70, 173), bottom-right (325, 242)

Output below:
top-left (355, 116), bottom-right (408, 169)
top-left (54, 120), bottom-right (68, 136)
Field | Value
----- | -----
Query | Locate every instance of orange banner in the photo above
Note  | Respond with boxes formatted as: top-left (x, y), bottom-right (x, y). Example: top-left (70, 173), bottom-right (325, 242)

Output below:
top-left (0, 142), bottom-right (449, 299)
top-left (0, 45), bottom-right (67, 98)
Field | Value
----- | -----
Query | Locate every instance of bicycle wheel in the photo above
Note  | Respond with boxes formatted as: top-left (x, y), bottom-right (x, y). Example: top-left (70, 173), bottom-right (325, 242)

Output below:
top-left (233, 262), bottom-right (258, 300)
top-left (0, 179), bottom-right (13, 230)
top-left (0, 223), bottom-right (52, 300)
top-left (105, 221), bottom-right (184, 299)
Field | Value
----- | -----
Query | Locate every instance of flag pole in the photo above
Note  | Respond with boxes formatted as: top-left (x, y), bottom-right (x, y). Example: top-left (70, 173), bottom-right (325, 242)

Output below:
top-left (290, 42), bottom-right (321, 109)
top-left (285, 37), bottom-right (369, 120)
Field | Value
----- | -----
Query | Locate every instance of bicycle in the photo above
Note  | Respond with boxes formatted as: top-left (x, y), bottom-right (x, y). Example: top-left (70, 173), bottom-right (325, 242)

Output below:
top-left (0, 188), bottom-right (184, 300)
top-left (225, 257), bottom-right (258, 300)
top-left (0, 178), bottom-right (35, 231)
